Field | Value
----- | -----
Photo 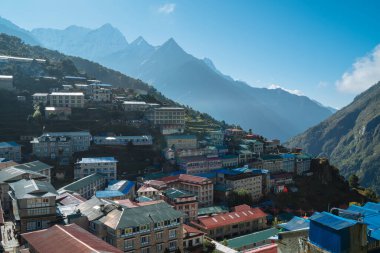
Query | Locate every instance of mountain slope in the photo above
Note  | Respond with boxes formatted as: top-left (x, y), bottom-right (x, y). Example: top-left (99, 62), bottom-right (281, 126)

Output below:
top-left (32, 24), bottom-right (333, 140)
top-left (31, 24), bottom-right (128, 60)
top-left (0, 16), bottom-right (39, 45)
top-left (287, 81), bottom-right (380, 193)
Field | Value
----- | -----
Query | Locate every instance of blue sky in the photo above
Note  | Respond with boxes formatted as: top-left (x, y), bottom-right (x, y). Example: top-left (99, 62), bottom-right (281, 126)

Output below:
top-left (2, 0), bottom-right (380, 108)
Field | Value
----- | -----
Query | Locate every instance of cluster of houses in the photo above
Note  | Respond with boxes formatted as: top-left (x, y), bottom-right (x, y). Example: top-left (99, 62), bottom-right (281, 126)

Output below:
top-left (29, 77), bottom-right (187, 136)
top-left (3, 64), bottom-right (373, 253)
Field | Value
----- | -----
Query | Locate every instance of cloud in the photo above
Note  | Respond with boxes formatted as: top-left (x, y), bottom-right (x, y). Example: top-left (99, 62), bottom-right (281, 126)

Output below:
top-left (336, 45), bottom-right (380, 93)
top-left (268, 84), bottom-right (303, 96)
top-left (158, 3), bottom-right (176, 14)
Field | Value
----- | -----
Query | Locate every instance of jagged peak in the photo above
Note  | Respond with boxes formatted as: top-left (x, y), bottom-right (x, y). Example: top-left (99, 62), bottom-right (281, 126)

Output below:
top-left (130, 36), bottom-right (151, 47)
top-left (161, 37), bottom-right (181, 49)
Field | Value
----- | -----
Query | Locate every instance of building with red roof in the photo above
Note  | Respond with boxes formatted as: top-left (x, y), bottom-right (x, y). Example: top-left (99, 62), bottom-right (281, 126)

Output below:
top-left (183, 224), bottom-right (205, 251)
top-left (190, 205), bottom-right (268, 240)
top-left (21, 224), bottom-right (123, 253)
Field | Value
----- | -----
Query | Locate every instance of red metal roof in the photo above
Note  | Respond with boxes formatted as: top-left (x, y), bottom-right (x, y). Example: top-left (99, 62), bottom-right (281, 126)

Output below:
top-left (183, 224), bottom-right (205, 235)
top-left (160, 174), bottom-right (211, 184)
top-left (193, 207), bottom-right (267, 230)
top-left (244, 244), bottom-right (278, 253)
top-left (21, 224), bottom-right (123, 253)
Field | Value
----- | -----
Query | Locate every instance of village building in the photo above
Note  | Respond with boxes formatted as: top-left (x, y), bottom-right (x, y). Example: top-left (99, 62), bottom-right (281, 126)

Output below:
top-left (58, 173), bottom-right (108, 199)
top-left (32, 93), bottom-right (49, 105)
top-left (49, 92), bottom-right (85, 108)
top-left (159, 174), bottom-right (213, 207)
top-left (0, 141), bottom-right (21, 162)
top-left (74, 157), bottom-right (117, 180)
top-left (162, 188), bottom-right (198, 222)
top-left (8, 179), bottom-right (57, 233)
top-left (165, 135), bottom-right (197, 149)
top-left (93, 135), bottom-right (153, 146)
top-left (190, 204), bottom-right (268, 240)
top-left (31, 131), bottom-right (91, 159)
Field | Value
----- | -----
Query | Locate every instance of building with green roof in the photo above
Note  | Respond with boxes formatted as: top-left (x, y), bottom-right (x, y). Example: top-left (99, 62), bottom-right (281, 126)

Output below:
top-left (9, 179), bottom-right (58, 233)
top-left (226, 227), bottom-right (278, 251)
top-left (58, 173), bottom-right (107, 199)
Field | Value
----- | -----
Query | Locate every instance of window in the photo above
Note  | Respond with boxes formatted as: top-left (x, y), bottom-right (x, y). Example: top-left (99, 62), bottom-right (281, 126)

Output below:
top-left (156, 244), bottom-right (163, 252)
top-left (141, 235), bottom-right (150, 245)
top-left (169, 241), bottom-right (177, 250)
top-left (156, 232), bottom-right (163, 240)
top-left (169, 229), bottom-right (176, 239)
top-left (141, 248), bottom-right (150, 253)
top-left (124, 239), bottom-right (134, 250)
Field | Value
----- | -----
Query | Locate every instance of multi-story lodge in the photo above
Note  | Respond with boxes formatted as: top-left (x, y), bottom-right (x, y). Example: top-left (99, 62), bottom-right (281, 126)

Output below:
top-left (159, 174), bottom-right (213, 207)
top-left (191, 204), bottom-right (267, 240)
top-left (75, 157), bottom-right (118, 180)
top-left (93, 135), bottom-right (153, 146)
top-left (89, 83), bottom-right (112, 102)
top-left (145, 107), bottom-right (185, 126)
top-left (178, 155), bottom-right (223, 174)
top-left (215, 169), bottom-right (263, 202)
top-left (0, 141), bottom-right (21, 162)
top-left (58, 173), bottom-right (108, 199)
top-left (0, 165), bottom-right (49, 214)
top-left (162, 188), bottom-right (198, 222)
top-left (77, 198), bottom-right (184, 253)
top-left (122, 101), bottom-right (149, 111)
top-left (8, 179), bottom-right (57, 233)
top-left (146, 107), bottom-right (185, 135)
top-left (32, 93), bottom-right (49, 105)
top-left (31, 131), bottom-right (91, 159)
top-left (49, 92), bottom-right (85, 108)
top-left (165, 135), bottom-right (197, 150)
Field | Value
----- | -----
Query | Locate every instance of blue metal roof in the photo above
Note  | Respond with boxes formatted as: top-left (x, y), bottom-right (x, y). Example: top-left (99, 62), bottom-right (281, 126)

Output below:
top-left (0, 142), bottom-right (20, 148)
top-left (310, 212), bottom-right (357, 230)
top-left (136, 196), bottom-right (152, 202)
top-left (96, 190), bottom-right (124, 198)
top-left (78, 157), bottom-right (118, 163)
top-left (214, 168), bottom-right (241, 175)
top-left (363, 202), bottom-right (380, 211)
top-left (280, 153), bottom-right (296, 159)
top-left (347, 205), bottom-right (378, 216)
top-left (279, 216), bottom-right (310, 231)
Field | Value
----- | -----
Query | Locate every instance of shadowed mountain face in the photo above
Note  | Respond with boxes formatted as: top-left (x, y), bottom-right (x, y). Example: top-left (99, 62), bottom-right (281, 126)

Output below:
top-left (0, 17), bottom-right (39, 45)
top-left (287, 82), bottom-right (380, 193)
top-left (1, 22), bottom-right (331, 140)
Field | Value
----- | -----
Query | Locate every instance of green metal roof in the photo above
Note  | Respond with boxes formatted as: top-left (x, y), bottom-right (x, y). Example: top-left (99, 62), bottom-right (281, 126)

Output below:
top-left (198, 206), bottom-right (229, 216)
top-left (9, 179), bottom-right (57, 199)
top-left (163, 188), bottom-right (194, 199)
top-left (13, 161), bottom-right (52, 173)
top-left (59, 173), bottom-right (107, 192)
top-left (227, 227), bottom-right (279, 249)
top-left (100, 202), bottom-right (183, 229)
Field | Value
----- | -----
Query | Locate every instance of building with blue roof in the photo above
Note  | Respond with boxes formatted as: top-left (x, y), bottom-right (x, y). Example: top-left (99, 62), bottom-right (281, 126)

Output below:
top-left (279, 216), bottom-right (310, 231)
top-left (345, 204), bottom-right (380, 251)
top-left (0, 141), bottom-right (21, 162)
top-left (96, 180), bottom-right (135, 200)
top-left (75, 157), bottom-right (118, 181)
top-left (307, 211), bottom-right (367, 253)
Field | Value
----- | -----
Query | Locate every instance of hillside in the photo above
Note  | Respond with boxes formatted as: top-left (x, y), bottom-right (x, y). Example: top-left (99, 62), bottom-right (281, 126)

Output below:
top-left (0, 34), bottom-right (225, 136)
top-left (30, 24), bottom-right (333, 141)
top-left (287, 81), bottom-right (380, 193)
